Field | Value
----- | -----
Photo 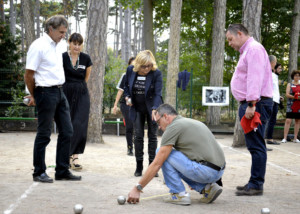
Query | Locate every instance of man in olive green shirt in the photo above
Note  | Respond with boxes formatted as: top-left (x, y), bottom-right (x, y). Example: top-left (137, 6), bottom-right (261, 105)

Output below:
top-left (127, 104), bottom-right (225, 205)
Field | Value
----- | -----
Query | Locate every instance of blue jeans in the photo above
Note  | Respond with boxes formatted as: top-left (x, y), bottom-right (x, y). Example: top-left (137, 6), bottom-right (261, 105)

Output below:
top-left (159, 149), bottom-right (224, 193)
top-left (239, 98), bottom-right (273, 189)
top-left (33, 87), bottom-right (73, 177)
top-left (266, 102), bottom-right (278, 139)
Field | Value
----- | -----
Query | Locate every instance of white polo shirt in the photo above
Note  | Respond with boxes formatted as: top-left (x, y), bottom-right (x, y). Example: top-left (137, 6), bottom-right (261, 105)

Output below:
top-left (272, 72), bottom-right (280, 104)
top-left (26, 33), bottom-right (66, 87)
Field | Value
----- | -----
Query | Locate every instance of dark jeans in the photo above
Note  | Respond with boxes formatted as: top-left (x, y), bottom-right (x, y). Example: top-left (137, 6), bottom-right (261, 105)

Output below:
top-left (120, 102), bottom-right (133, 149)
top-left (266, 102), bottom-right (278, 139)
top-left (33, 87), bottom-right (73, 177)
top-left (239, 98), bottom-right (273, 189)
top-left (133, 111), bottom-right (158, 163)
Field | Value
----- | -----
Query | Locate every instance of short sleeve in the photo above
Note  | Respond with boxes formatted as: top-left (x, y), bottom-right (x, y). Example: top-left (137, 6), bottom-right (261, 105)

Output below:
top-left (26, 42), bottom-right (41, 71)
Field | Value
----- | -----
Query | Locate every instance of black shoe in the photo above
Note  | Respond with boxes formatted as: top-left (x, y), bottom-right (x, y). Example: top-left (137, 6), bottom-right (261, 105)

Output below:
top-left (127, 149), bottom-right (133, 156)
top-left (55, 172), bottom-right (81, 181)
top-left (33, 172), bottom-right (53, 183)
top-left (134, 160), bottom-right (143, 177)
top-left (267, 140), bottom-right (280, 145)
top-left (235, 187), bottom-right (263, 196)
top-left (236, 184), bottom-right (248, 191)
top-left (267, 148), bottom-right (273, 151)
top-left (134, 171), bottom-right (142, 177)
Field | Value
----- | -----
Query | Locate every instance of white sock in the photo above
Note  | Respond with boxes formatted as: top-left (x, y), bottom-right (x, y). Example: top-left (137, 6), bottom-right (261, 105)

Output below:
top-left (178, 191), bottom-right (187, 196)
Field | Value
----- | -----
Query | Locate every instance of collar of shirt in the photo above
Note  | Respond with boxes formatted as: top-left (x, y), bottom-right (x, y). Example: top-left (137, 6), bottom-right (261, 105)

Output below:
top-left (44, 33), bottom-right (57, 47)
top-left (239, 37), bottom-right (254, 54)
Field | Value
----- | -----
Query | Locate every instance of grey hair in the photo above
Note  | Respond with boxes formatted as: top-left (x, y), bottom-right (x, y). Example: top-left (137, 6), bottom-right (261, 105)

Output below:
top-left (44, 15), bottom-right (68, 33)
top-left (156, 104), bottom-right (178, 117)
top-left (226, 23), bottom-right (249, 35)
top-left (269, 55), bottom-right (277, 63)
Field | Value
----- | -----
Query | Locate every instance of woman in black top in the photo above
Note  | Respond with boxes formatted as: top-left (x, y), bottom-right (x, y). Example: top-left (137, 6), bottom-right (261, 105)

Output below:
top-left (124, 50), bottom-right (163, 177)
top-left (62, 33), bottom-right (93, 170)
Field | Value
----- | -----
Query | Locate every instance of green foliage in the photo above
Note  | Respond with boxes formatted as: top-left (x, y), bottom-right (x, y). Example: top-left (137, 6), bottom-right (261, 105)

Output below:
top-left (4, 82), bottom-right (27, 117)
top-left (103, 48), bottom-right (128, 114)
top-left (0, 23), bottom-right (24, 103)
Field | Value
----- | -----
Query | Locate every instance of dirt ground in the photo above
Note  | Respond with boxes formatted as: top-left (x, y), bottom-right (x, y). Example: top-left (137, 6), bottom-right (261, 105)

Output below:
top-left (1, 132), bottom-right (300, 214)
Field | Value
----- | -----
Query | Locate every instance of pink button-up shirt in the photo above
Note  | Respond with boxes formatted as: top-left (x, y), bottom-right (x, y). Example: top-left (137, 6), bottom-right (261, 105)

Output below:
top-left (230, 37), bottom-right (273, 102)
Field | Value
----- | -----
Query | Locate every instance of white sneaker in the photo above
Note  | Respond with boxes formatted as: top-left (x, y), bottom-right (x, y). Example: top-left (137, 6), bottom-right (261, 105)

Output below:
top-left (163, 193), bottom-right (191, 205)
top-left (293, 139), bottom-right (300, 143)
top-left (281, 139), bottom-right (287, 143)
top-left (200, 183), bottom-right (223, 204)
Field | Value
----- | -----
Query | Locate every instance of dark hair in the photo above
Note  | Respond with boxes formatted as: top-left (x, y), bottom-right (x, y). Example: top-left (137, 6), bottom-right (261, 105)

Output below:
top-left (226, 23), bottom-right (249, 36)
top-left (275, 63), bottom-right (282, 70)
top-left (128, 57), bottom-right (135, 65)
top-left (68, 33), bottom-right (83, 45)
top-left (291, 70), bottom-right (300, 79)
top-left (156, 104), bottom-right (178, 116)
top-left (44, 15), bottom-right (68, 33)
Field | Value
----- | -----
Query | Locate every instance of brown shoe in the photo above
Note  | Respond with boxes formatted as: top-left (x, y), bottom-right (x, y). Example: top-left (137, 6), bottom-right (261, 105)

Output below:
top-left (235, 187), bottom-right (263, 196)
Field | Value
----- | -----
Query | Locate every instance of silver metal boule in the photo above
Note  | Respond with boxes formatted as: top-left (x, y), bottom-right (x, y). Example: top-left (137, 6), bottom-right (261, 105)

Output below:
top-left (73, 204), bottom-right (83, 214)
top-left (261, 208), bottom-right (270, 214)
top-left (117, 195), bottom-right (126, 205)
top-left (23, 98), bottom-right (30, 105)
top-left (127, 98), bottom-right (132, 105)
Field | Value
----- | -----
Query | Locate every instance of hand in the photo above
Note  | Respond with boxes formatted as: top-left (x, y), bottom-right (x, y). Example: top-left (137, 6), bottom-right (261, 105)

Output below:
top-left (24, 95), bottom-right (36, 106)
top-left (127, 187), bottom-right (141, 204)
top-left (152, 109), bottom-right (157, 121)
top-left (280, 96), bottom-right (284, 101)
top-left (125, 97), bottom-right (133, 106)
top-left (112, 106), bottom-right (117, 115)
top-left (245, 106), bottom-right (255, 119)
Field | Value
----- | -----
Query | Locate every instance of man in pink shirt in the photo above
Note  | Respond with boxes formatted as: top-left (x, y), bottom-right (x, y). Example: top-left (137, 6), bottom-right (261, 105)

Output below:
top-left (226, 24), bottom-right (273, 196)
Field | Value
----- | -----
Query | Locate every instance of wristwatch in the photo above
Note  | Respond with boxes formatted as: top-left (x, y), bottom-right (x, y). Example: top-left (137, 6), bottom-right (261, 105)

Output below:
top-left (248, 102), bottom-right (256, 107)
top-left (136, 183), bottom-right (143, 191)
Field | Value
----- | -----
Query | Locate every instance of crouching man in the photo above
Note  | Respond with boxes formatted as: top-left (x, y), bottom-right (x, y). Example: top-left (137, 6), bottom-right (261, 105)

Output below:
top-left (127, 103), bottom-right (226, 205)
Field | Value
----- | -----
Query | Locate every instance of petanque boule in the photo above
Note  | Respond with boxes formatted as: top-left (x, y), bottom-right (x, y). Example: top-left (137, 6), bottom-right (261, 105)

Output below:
top-left (261, 208), bottom-right (270, 214)
top-left (73, 204), bottom-right (83, 214)
top-left (23, 97), bottom-right (30, 105)
top-left (117, 196), bottom-right (126, 205)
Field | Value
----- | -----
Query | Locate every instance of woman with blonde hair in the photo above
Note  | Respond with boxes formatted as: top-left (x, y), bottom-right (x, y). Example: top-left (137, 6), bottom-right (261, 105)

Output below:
top-left (124, 50), bottom-right (163, 177)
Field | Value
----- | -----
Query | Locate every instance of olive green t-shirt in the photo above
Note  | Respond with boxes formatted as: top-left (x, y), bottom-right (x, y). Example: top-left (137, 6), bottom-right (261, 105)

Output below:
top-left (161, 116), bottom-right (225, 167)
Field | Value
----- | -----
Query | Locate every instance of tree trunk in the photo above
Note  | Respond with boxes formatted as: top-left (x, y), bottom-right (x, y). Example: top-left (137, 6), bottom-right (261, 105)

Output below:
top-left (124, 7), bottom-right (131, 61)
top-left (165, 0), bottom-right (182, 107)
top-left (22, 0), bottom-right (36, 50)
top-left (0, 0), bottom-right (5, 23)
top-left (21, 0), bottom-right (25, 63)
top-left (207, 0), bottom-right (227, 126)
top-left (133, 9), bottom-right (137, 56)
top-left (85, 0), bottom-right (108, 144)
top-left (35, 0), bottom-right (40, 38)
top-left (119, 4), bottom-right (125, 61)
top-left (114, 3), bottom-right (119, 57)
top-left (242, 0), bottom-right (262, 41)
top-left (288, 0), bottom-right (300, 79)
top-left (143, 0), bottom-right (155, 54)
top-left (9, 0), bottom-right (16, 36)
top-left (232, 0), bottom-right (262, 147)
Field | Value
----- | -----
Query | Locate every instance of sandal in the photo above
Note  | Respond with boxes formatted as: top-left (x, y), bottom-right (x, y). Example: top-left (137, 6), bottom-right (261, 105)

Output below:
top-left (71, 157), bottom-right (82, 170)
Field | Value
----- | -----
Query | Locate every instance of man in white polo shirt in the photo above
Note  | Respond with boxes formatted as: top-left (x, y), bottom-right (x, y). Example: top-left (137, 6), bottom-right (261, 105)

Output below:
top-left (24, 15), bottom-right (81, 182)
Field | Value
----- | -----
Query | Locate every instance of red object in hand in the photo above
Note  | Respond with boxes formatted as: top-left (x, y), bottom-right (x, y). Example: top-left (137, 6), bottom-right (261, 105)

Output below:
top-left (240, 112), bottom-right (262, 134)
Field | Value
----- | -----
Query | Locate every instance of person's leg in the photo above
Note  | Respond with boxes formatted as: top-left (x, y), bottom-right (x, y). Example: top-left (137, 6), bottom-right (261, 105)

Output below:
top-left (293, 119), bottom-right (300, 142)
top-left (282, 118), bottom-right (292, 142)
top-left (120, 103), bottom-right (134, 154)
top-left (160, 149), bottom-right (223, 194)
top-left (133, 112), bottom-right (145, 176)
top-left (33, 87), bottom-right (57, 177)
top-left (237, 98), bottom-right (272, 192)
top-left (54, 88), bottom-right (73, 177)
top-left (266, 102), bottom-right (278, 141)
top-left (146, 113), bottom-right (158, 164)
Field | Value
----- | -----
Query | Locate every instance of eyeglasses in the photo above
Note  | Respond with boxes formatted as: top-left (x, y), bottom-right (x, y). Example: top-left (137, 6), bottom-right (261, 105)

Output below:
top-left (156, 115), bottom-right (163, 124)
top-left (140, 64), bottom-right (153, 69)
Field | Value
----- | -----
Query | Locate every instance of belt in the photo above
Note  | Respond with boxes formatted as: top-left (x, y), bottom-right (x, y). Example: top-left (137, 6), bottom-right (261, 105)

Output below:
top-left (240, 96), bottom-right (271, 104)
top-left (36, 85), bottom-right (63, 88)
top-left (199, 161), bottom-right (226, 171)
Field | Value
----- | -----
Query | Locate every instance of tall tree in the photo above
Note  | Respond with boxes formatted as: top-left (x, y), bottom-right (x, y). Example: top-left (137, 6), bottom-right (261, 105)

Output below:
top-left (9, 0), bottom-right (16, 36)
top-left (124, 6), bottom-right (131, 61)
top-left (288, 0), bottom-right (300, 78)
top-left (143, 0), bottom-right (155, 54)
top-left (207, 0), bottom-right (227, 125)
top-left (22, 0), bottom-right (36, 50)
top-left (119, 3), bottom-right (125, 61)
top-left (165, 0), bottom-right (182, 106)
top-left (0, 0), bottom-right (5, 23)
top-left (85, 0), bottom-right (109, 144)
top-left (34, 0), bottom-right (40, 38)
top-left (232, 0), bottom-right (262, 147)
top-left (114, 3), bottom-right (119, 57)
top-left (242, 0), bottom-right (262, 41)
